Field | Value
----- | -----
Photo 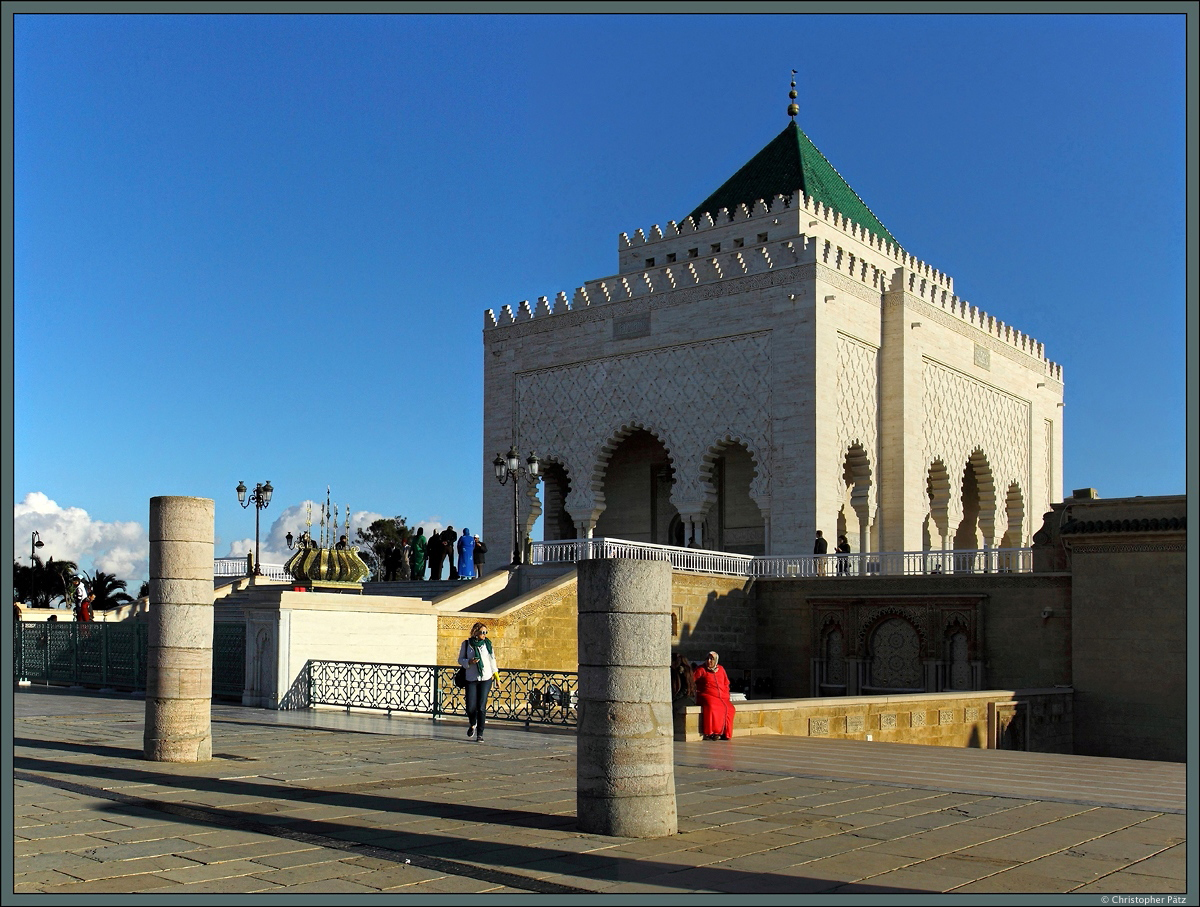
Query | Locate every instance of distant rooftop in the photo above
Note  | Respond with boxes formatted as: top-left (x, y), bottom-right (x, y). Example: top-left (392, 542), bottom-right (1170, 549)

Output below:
top-left (689, 121), bottom-right (899, 248)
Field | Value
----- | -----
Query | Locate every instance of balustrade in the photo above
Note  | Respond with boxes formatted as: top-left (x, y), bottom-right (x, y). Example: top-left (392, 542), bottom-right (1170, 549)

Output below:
top-left (531, 538), bottom-right (1032, 577)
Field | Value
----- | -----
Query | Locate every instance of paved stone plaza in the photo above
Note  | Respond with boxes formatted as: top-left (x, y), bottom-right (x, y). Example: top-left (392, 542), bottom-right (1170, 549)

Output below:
top-left (12, 686), bottom-right (1188, 895)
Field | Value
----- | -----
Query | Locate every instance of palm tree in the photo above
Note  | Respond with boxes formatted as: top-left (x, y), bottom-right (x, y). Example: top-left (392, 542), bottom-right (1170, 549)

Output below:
top-left (86, 571), bottom-right (135, 612)
top-left (15, 555), bottom-right (78, 608)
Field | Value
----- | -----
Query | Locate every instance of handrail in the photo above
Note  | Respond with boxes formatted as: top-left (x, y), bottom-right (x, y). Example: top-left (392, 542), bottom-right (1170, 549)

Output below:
top-left (531, 538), bottom-right (1032, 577)
top-left (213, 557), bottom-right (290, 581)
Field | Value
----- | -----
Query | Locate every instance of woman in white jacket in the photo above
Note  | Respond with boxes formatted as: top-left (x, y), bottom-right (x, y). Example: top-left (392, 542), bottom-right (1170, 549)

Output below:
top-left (458, 621), bottom-right (498, 742)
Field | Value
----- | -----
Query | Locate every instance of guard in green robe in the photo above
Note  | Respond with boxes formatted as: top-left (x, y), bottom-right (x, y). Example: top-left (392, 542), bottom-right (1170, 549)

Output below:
top-left (411, 527), bottom-right (427, 581)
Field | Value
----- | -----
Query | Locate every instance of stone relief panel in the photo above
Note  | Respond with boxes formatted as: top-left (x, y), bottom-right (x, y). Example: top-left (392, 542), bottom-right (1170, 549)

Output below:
top-left (868, 617), bottom-right (922, 690)
top-left (514, 333), bottom-right (773, 524)
top-left (922, 359), bottom-right (1030, 524)
top-left (835, 333), bottom-right (879, 509)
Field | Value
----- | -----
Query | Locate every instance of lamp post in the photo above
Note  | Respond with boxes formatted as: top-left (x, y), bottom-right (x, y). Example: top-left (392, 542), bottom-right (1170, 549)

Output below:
top-left (30, 530), bottom-right (44, 565)
top-left (493, 447), bottom-right (540, 566)
top-left (235, 480), bottom-right (273, 575)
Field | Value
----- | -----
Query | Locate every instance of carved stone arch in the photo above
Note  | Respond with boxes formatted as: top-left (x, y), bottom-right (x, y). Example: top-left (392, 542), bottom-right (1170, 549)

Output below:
top-left (1000, 481), bottom-right (1025, 549)
top-left (954, 447), bottom-right (998, 550)
top-left (539, 457), bottom-right (577, 541)
top-left (837, 440), bottom-right (875, 553)
top-left (694, 435), bottom-right (768, 554)
top-left (861, 610), bottom-right (925, 692)
top-left (698, 433), bottom-right (770, 513)
top-left (857, 605), bottom-right (928, 654)
top-left (567, 420), bottom-right (677, 529)
top-left (585, 422), bottom-right (682, 544)
top-left (942, 615), bottom-right (974, 691)
top-left (926, 459), bottom-right (952, 550)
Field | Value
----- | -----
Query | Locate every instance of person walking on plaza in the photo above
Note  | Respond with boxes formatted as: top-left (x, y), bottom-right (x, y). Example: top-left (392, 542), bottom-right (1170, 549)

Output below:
top-left (442, 526), bottom-right (458, 580)
top-left (472, 534), bottom-right (487, 577)
top-left (411, 527), bottom-right (427, 581)
top-left (694, 651), bottom-right (735, 740)
top-left (427, 530), bottom-right (445, 581)
top-left (457, 528), bottom-right (477, 580)
top-left (836, 534), bottom-right (852, 575)
top-left (458, 621), bottom-right (498, 742)
top-left (814, 530), bottom-right (829, 576)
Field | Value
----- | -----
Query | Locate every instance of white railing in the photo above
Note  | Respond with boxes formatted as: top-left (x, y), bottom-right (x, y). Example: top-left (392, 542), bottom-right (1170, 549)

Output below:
top-left (531, 538), bottom-right (1033, 578)
top-left (213, 557), bottom-right (291, 582)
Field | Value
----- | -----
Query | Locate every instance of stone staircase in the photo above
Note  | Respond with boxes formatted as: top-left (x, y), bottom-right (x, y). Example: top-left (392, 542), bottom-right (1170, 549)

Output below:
top-left (359, 580), bottom-right (464, 602)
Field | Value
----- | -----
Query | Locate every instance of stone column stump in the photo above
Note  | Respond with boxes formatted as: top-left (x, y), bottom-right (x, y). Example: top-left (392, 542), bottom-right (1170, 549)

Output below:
top-left (577, 558), bottom-right (677, 837)
top-left (144, 496), bottom-right (215, 762)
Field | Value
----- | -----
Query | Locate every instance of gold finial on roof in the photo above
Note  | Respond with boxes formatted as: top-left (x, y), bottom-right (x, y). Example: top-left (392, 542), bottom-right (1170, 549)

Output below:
top-left (788, 69), bottom-right (799, 120)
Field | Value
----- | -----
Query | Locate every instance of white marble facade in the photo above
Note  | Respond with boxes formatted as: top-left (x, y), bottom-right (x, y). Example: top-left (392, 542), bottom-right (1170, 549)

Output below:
top-left (483, 181), bottom-right (1063, 562)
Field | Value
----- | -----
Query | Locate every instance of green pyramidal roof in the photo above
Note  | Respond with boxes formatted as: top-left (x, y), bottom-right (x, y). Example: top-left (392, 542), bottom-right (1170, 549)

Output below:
top-left (689, 121), bottom-right (898, 248)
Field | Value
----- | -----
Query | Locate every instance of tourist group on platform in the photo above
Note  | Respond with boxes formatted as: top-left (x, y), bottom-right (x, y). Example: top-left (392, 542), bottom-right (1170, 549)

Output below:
top-left (380, 526), bottom-right (487, 582)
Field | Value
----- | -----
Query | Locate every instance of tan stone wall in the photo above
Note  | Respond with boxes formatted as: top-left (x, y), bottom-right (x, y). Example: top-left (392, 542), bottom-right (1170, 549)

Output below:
top-left (436, 571), bottom-right (755, 676)
top-left (671, 574), bottom-right (755, 675)
top-left (674, 688), bottom-right (1073, 754)
top-left (436, 579), bottom-right (579, 672)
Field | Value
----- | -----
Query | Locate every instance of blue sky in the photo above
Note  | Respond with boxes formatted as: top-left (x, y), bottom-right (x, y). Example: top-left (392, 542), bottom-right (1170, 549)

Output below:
top-left (11, 13), bottom-right (1189, 585)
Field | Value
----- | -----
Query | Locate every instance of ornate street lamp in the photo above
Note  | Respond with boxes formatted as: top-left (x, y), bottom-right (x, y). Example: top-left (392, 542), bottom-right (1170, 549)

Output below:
top-left (235, 480), bottom-right (273, 575)
top-left (493, 447), bottom-right (540, 566)
top-left (30, 530), bottom-right (44, 565)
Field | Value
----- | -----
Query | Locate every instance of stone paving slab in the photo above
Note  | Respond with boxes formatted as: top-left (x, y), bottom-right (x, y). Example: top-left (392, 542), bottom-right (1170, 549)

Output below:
top-left (9, 686), bottom-right (1193, 897)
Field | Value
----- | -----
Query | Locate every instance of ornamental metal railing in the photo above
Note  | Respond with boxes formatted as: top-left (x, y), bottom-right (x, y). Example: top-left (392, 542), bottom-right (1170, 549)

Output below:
top-left (213, 557), bottom-right (290, 581)
top-left (531, 537), bottom-right (1033, 577)
top-left (306, 660), bottom-right (578, 726)
top-left (13, 621), bottom-right (245, 698)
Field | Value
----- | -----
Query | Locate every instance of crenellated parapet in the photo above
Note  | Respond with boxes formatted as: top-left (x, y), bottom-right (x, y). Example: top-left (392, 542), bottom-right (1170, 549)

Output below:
top-left (483, 186), bottom-right (1062, 381)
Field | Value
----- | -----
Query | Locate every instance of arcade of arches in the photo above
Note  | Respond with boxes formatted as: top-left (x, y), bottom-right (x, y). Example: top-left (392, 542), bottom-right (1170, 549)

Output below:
top-left (539, 430), bottom-right (766, 554)
top-left (537, 434), bottom-right (1028, 556)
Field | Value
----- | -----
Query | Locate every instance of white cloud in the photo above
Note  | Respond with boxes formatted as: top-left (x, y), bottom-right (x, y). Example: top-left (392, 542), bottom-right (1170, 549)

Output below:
top-left (13, 492), bottom-right (147, 582)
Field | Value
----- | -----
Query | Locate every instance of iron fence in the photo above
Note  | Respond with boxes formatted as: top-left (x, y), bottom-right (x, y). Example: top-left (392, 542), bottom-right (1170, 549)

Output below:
top-left (14, 620), bottom-right (245, 698)
top-left (307, 660), bottom-right (578, 726)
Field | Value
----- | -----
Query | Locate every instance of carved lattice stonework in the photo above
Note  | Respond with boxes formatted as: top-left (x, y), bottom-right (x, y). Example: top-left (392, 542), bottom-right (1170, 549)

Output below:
top-left (922, 359), bottom-right (1030, 524)
top-left (965, 707), bottom-right (980, 722)
top-left (809, 717), bottom-right (830, 736)
top-left (1044, 418), bottom-right (1054, 514)
top-left (911, 710), bottom-right (927, 728)
top-left (939, 708), bottom-right (956, 725)
top-left (835, 333), bottom-right (879, 508)
top-left (846, 714), bottom-right (865, 733)
top-left (515, 333), bottom-right (773, 523)
top-left (868, 617), bottom-right (921, 689)
top-left (880, 713), bottom-right (897, 730)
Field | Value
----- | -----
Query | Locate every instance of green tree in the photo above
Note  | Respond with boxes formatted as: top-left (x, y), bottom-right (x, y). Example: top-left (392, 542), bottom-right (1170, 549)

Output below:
top-left (355, 516), bottom-right (411, 581)
top-left (87, 571), bottom-right (135, 612)
top-left (13, 555), bottom-right (78, 608)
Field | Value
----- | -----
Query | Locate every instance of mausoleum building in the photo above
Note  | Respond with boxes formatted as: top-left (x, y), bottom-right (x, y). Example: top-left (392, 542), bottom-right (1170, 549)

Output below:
top-left (482, 115), bottom-right (1064, 562)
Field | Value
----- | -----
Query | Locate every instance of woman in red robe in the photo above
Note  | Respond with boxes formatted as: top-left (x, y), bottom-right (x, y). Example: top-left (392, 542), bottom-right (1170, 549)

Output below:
top-left (693, 651), bottom-right (735, 740)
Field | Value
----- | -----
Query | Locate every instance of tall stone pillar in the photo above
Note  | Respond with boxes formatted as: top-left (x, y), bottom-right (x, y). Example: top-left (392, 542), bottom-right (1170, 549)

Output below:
top-left (144, 496), bottom-right (215, 762)
top-left (576, 558), bottom-right (677, 837)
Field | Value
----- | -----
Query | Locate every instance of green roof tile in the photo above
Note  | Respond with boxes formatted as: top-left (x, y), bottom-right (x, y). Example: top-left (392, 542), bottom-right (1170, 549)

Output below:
top-left (689, 121), bottom-right (899, 248)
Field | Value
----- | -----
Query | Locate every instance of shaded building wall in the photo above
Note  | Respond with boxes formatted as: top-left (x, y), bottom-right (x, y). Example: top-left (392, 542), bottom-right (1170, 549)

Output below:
top-left (1034, 491), bottom-right (1188, 763)
top-left (754, 574), bottom-right (1073, 699)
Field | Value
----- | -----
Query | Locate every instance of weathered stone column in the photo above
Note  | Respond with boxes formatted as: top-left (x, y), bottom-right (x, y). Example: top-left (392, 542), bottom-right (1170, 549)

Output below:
top-left (144, 496), bottom-right (215, 762)
top-left (577, 558), bottom-right (677, 837)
